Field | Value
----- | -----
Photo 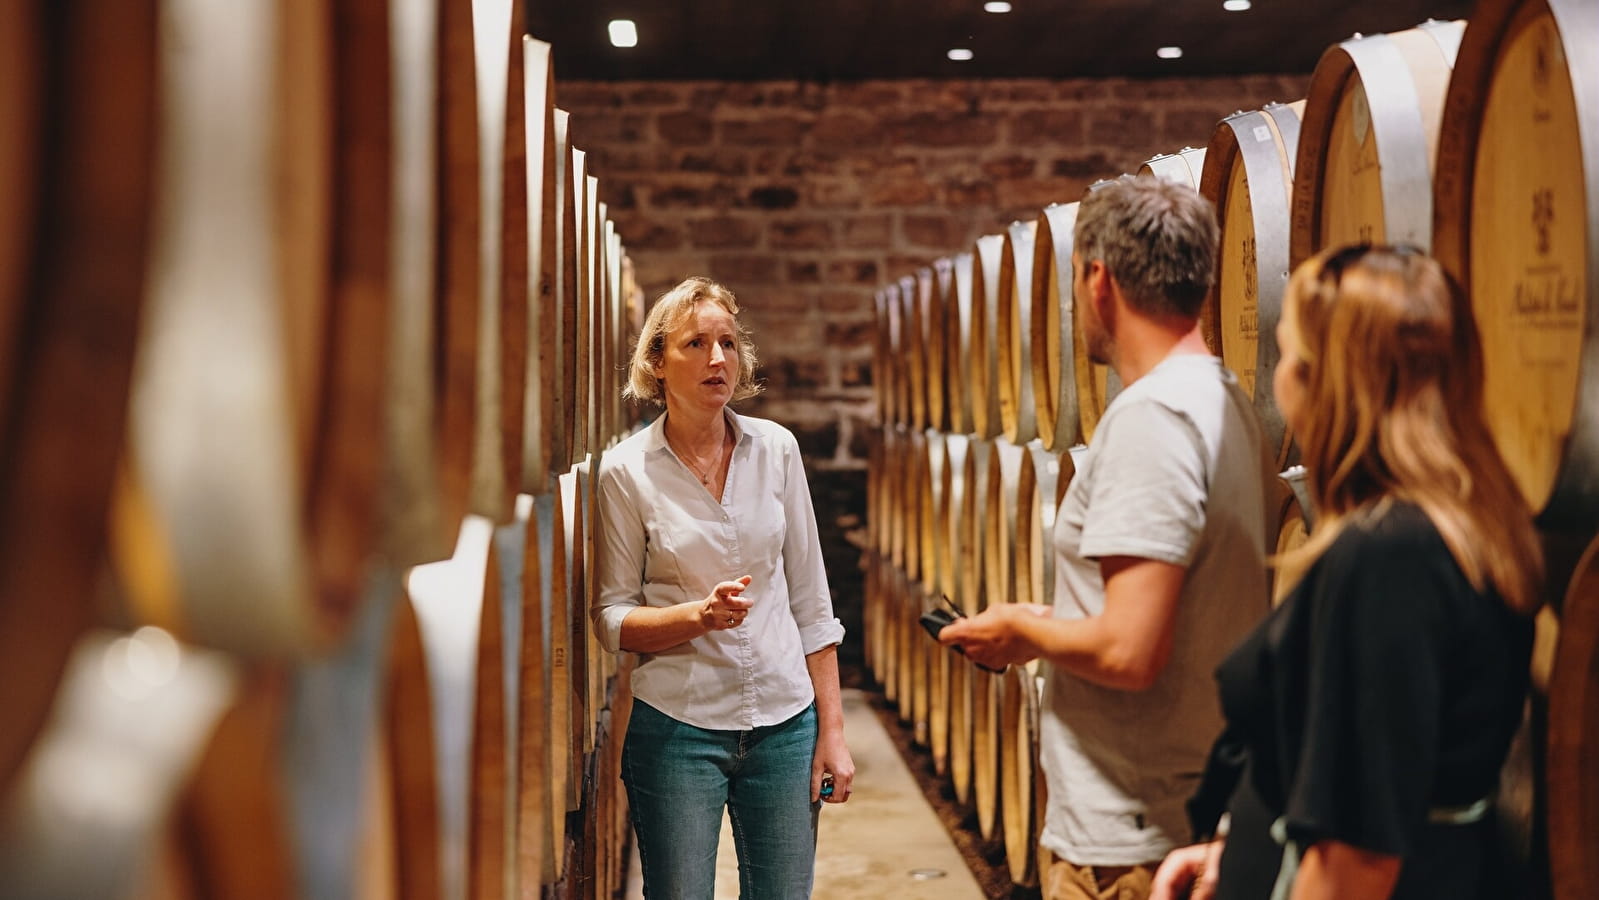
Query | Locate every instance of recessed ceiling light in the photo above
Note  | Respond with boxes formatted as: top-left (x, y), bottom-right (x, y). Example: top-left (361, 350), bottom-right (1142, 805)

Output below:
top-left (984, 1), bottom-right (1013, 12)
top-left (948, 48), bottom-right (975, 61)
top-left (1156, 45), bottom-right (1184, 59)
top-left (608, 19), bottom-right (638, 48)
top-left (1223, 0), bottom-right (1251, 10)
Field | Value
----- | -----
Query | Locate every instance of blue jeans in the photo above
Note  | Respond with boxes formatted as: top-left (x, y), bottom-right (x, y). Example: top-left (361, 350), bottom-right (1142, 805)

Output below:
top-left (622, 700), bottom-right (820, 899)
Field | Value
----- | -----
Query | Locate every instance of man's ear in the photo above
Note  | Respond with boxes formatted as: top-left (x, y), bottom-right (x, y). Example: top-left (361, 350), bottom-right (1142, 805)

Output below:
top-left (1086, 260), bottom-right (1115, 320)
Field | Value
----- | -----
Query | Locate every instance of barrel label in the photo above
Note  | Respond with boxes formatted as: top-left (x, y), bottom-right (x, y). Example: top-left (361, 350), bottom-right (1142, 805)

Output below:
top-left (1221, 159), bottom-right (1262, 397)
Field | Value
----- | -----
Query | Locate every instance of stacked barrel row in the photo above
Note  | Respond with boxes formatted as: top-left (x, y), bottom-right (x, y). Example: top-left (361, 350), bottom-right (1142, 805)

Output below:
top-left (1, 3), bottom-right (643, 899)
top-left (865, 0), bottom-right (1599, 891)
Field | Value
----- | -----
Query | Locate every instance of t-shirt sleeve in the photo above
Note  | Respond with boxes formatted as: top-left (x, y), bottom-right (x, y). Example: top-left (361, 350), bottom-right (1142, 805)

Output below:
top-left (1079, 398), bottom-right (1209, 565)
top-left (1281, 527), bottom-right (1444, 856)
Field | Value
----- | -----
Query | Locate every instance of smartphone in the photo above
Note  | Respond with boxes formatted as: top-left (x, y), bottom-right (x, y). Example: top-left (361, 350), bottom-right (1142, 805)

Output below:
top-left (918, 594), bottom-right (1004, 673)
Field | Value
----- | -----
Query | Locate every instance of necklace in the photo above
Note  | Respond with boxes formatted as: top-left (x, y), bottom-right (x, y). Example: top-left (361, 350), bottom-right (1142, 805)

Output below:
top-left (669, 428), bottom-right (728, 486)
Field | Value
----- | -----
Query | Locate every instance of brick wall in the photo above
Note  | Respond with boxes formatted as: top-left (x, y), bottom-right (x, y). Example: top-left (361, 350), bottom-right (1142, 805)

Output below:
top-left (561, 75), bottom-right (1307, 662)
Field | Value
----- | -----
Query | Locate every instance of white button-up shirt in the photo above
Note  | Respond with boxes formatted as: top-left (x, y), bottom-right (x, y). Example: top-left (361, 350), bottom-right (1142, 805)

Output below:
top-left (593, 410), bottom-right (845, 730)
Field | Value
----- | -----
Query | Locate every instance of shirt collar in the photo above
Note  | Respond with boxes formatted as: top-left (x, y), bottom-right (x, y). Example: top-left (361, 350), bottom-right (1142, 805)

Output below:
top-left (642, 406), bottom-right (748, 453)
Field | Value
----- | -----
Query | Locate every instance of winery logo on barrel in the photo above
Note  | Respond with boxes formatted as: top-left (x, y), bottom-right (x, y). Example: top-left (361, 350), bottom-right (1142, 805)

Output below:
top-left (1533, 25), bottom-right (1550, 94)
top-left (1533, 189), bottom-right (1554, 257)
top-left (1242, 235), bottom-right (1258, 302)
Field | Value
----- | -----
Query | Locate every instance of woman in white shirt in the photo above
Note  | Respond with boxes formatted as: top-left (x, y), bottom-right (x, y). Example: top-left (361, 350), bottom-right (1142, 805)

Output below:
top-left (594, 276), bottom-right (854, 898)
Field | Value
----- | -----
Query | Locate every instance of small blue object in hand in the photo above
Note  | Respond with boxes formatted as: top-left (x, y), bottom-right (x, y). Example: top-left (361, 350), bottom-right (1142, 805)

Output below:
top-left (820, 774), bottom-right (835, 799)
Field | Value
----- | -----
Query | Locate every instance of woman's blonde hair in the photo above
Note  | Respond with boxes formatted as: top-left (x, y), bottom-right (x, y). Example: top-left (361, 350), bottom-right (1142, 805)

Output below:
top-left (623, 276), bottom-right (762, 405)
top-left (1278, 244), bottom-right (1542, 613)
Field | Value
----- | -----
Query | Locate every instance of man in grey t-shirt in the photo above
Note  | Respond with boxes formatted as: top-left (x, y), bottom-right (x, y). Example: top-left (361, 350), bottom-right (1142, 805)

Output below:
top-left (942, 177), bottom-right (1271, 900)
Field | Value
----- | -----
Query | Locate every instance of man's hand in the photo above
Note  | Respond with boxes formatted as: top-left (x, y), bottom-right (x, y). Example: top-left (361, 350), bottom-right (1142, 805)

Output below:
top-left (938, 603), bottom-right (1051, 670)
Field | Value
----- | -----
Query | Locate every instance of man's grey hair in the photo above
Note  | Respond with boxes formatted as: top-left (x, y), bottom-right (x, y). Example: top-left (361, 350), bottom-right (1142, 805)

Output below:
top-left (1073, 176), bottom-right (1219, 321)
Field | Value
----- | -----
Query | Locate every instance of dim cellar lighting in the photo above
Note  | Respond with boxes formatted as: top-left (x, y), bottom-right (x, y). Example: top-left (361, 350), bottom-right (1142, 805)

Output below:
top-left (1156, 45), bottom-right (1184, 59)
top-left (608, 19), bottom-right (638, 48)
top-left (948, 48), bottom-right (975, 61)
top-left (1223, 0), bottom-right (1252, 10)
top-left (984, 1), bottom-right (1013, 12)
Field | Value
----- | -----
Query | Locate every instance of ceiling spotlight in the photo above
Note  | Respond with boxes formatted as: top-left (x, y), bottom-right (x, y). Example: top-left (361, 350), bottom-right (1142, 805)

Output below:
top-left (608, 19), bottom-right (638, 48)
top-left (1156, 45), bottom-right (1184, 59)
top-left (984, 1), bottom-right (1013, 12)
top-left (948, 48), bottom-right (975, 61)
top-left (1223, 0), bottom-right (1251, 10)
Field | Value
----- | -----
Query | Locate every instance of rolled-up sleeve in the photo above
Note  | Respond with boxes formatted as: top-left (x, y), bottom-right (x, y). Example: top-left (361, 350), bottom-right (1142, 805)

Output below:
top-left (779, 431), bottom-right (845, 653)
top-left (593, 461), bottom-right (644, 654)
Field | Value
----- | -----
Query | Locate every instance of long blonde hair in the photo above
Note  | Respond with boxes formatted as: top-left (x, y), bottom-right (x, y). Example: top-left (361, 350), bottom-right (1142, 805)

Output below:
top-left (1278, 245), bottom-right (1542, 613)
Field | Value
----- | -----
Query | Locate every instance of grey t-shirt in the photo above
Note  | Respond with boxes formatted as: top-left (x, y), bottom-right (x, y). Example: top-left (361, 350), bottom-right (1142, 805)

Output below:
top-left (1040, 352), bottom-right (1272, 866)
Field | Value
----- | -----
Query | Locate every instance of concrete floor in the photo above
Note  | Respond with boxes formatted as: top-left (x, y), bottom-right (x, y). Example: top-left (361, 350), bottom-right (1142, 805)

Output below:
top-left (624, 688), bottom-right (984, 899)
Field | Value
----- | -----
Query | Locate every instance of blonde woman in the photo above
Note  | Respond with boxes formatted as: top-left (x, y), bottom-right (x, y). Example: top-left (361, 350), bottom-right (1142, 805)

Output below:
top-left (593, 276), bottom-right (853, 899)
top-left (1153, 245), bottom-right (1542, 900)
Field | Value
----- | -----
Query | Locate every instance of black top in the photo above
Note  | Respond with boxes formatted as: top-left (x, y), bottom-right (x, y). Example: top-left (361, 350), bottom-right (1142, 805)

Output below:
top-left (1192, 501), bottom-right (1532, 899)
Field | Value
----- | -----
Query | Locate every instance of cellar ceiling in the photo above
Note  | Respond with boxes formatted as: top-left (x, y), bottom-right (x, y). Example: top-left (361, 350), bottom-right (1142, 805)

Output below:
top-left (528, 0), bottom-right (1477, 81)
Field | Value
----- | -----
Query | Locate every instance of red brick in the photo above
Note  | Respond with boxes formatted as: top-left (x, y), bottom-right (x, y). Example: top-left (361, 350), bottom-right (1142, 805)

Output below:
top-left (1161, 108), bottom-right (1225, 149)
top-left (808, 179), bottom-right (864, 209)
top-left (747, 287), bottom-right (815, 314)
top-left (995, 176), bottom-right (1082, 210)
top-left (711, 254), bottom-right (781, 284)
top-left (787, 260), bottom-right (822, 283)
top-left (902, 215), bottom-right (971, 251)
top-left (622, 222), bottom-right (686, 251)
top-left (945, 179), bottom-right (997, 209)
top-left (981, 155), bottom-right (1038, 178)
top-left (747, 184), bottom-right (802, 210)
top-left (647, 182), bottom-right (737, 209)
top-left (888, 112), bottom-right (999, 147)
top-left (826, 259), bottom-right (880, 285)
top-left (1087, 107), bottom-right (1157, 148)
top-left (687, 215), bottom-right (761, 249)
top-left (1051, 151), bottom-right (1119, 179)
top-left (678, 150), bottom-right (750, 175)
top-left (866, 176), bottom-right (937, 206)
top-left (983, 81), bottom-right (1058, 103)
top-left (573, 113), bottom-right (646, 143)
top-left (812, 114), bottom-right (885, 150)
top-left (1010, 108), bottom-right (1086, 145)
top-left (820, 288), bottom-right (873, 314)
top-left (770, 219), bottom-right (835, 250)
top-left (777, 151), bottom-right (846, 177)
top-left (658, 110), bottom-right (713, 144)
top-left (843, 214), bottom-right (892, 248)
top-left (555, 83), bottom-right (623, 109)
top-left (723, 117), bottom-right (811, 146)
top-left (829, 83), bottom-right (905, 109)
top-left (824, 315), bottom-right (876, 347)
top-left (629, 86), bottom-right (684, 106)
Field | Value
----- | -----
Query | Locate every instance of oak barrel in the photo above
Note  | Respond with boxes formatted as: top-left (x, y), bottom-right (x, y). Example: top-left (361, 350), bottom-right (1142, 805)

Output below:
top-left (997, 220), bottom-right (1040, 444)
top-left (981, 439), bottom-right (1027, 610)
top-left (902, 274), bottom-right (929, 431)
top-left (1137, 146), bottom-right (1208, 187)
top-left (1200, 101), bottom-right (1306, 470)
top-left (1014, 443), bottom-right (1074, 610)
top-left (924, 261), bottom-right (952, 433)
top-left (0, 0), bottom-right (156, 795)
top-left (999, 665), bottom-right (1043, 886)
top-left (112, 0), bottom-right (390, 655)
top-left (944, 252), bottom-right (978, 435)
top-left (1548, 532), bottom-right (1599, 897)
top-left (1031, 202), bottom-right (1085, 452)
top-left (1432, 0), bottom-right (1599, 529)
top-left (1291, 19), bottom-right (1465, 263)
top-left (971, 234), bottom-right (1008, 440)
